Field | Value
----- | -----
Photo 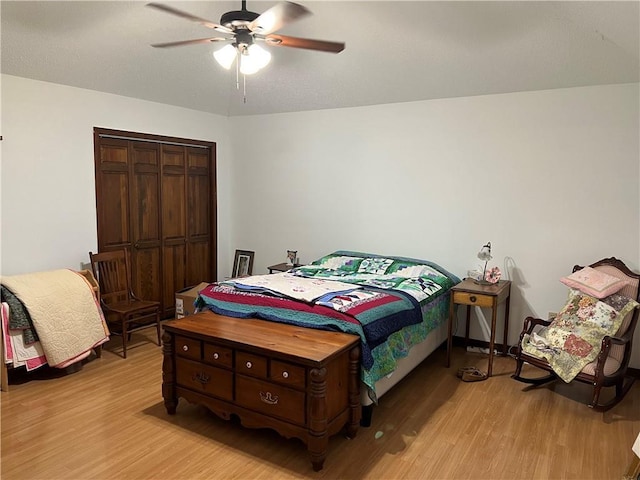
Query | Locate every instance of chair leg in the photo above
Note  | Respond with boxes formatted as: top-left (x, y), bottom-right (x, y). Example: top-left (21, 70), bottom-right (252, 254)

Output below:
top-left (513, 358), bottom-right (524, 379)
top-left (121, 318), bottom-right (128, 359)
top-left (155, 311), bottom-right (162, 347)
top-left (589, 383), bottom-right (604, 410)
top-left (590, 376), bottom-right (635, 412)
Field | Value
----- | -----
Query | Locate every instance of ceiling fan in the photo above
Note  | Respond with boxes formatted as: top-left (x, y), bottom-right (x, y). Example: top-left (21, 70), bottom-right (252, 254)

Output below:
top-left (148, 1), bottom-right (345, 75)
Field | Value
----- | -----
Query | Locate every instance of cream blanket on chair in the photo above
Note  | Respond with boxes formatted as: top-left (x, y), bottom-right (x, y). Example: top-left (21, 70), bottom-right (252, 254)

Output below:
top-left (1, 269), bottom-right (109, 367)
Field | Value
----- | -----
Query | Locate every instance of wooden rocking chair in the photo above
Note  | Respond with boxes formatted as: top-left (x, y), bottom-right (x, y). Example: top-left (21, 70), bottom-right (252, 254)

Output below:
top-left (512, 257), bottom-right (640, 411)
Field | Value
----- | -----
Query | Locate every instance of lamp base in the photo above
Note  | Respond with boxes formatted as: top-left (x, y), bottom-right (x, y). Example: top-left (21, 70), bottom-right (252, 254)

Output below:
top-left (473, 279), bottom-right (494, 286)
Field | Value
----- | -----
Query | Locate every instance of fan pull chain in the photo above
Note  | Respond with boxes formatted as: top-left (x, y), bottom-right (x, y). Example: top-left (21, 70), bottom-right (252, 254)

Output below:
top-left (243, 74), bottom-right (247, 103)
top-left (235, 57), bottom-right (240, 91)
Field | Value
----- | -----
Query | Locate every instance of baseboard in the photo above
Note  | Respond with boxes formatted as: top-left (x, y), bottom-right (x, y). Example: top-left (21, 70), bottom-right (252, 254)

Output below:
top-left (452, 336), bottom-right (508, 354)
top-left (452, 336), bottom-right (640, 379)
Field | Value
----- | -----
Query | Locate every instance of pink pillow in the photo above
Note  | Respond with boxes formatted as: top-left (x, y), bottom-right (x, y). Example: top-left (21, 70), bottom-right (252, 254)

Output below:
top-left (560, 266), bottom-right (628, 299)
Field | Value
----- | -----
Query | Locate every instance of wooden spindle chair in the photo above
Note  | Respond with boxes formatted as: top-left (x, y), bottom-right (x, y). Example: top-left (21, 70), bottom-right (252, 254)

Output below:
top-left (89, 250), bottom-right (161, 358)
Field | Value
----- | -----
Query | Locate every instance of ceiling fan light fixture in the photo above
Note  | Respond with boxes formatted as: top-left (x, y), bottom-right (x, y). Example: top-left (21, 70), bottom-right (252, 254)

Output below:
top-left (213, 44), bottom-right (238, 69)
top-left (239, 44), bottom-right (271, 75)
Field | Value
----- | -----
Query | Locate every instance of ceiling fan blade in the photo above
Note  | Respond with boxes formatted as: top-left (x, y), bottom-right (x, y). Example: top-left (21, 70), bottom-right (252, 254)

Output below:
top-left (151, 37), bottom-right (230, 48)
top-left (249, 2), bottom-right (311, 35)
top-left (147, 3), bottom-right (233, 34)
top-left (265, 34), bottom-right (345, 53)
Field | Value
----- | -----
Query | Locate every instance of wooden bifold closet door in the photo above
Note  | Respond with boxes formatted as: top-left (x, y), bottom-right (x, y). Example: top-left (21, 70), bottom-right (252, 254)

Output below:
top-left (93, 128), bottom-right (217, 318)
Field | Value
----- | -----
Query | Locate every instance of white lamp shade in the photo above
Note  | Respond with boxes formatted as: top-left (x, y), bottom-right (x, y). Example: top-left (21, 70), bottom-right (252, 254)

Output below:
top-left (240, 44), bottom-right (271, 75)
top-left (477, 242), bottom-right (492, 261)
top-left (213, 44), bottom-right (237, 70)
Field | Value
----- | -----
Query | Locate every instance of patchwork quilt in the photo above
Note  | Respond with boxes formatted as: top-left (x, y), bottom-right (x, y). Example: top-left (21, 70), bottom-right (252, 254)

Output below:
top-left (292, 252), bottom-right (455, 305)
top-left (521, 289), bottom-right (639, 382)
top-left (197, 251), bottom-right (460, 399)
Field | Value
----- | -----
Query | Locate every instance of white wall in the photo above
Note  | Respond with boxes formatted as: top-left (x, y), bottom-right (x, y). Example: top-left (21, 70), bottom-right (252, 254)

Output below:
top-left (1, 74), bottom-right (233, 279)
top-left (228, 83), bottom-right (640, 366)
top-left (3, 75), bottom-right (639, 367)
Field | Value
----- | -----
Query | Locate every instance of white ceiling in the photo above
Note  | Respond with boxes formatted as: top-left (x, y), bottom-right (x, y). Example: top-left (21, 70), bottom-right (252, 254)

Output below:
top-left (2, 1), bottom-right (639, 117)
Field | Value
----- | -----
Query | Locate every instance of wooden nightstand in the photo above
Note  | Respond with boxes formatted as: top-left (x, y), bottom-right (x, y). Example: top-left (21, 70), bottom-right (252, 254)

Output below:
top-left (267, 263), bottom-right (301, 273)
top-left (446, 278), bottom-right (511, 377)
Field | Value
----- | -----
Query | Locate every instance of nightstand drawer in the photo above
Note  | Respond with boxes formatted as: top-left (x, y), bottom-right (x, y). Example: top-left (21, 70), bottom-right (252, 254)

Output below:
top-left (453, 291), bottom-right (493, 308)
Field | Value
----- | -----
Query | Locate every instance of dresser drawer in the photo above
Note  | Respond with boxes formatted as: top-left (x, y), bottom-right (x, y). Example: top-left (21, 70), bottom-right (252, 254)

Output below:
top-left (175, 335), bottom-right (201, 361)
top-left (236, 351), bottom-right (268, 378)
top-left (452, 291), bottom-right (493, 308)
top-left (270, 360), bottom-right (305, 389)
top-left (176, 358), bottom-right (233, 401)
top-left (235, 375), bottom-right (306, 425)
top-left (203, 342), bottom-right (233, 368)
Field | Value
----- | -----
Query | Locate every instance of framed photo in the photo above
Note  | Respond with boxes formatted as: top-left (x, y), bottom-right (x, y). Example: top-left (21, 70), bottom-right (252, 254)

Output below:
top-left (232, 250), bottom-right (254, 278)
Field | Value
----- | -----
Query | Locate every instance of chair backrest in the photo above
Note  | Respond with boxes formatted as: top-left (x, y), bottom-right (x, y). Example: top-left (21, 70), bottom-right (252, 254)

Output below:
top-left (89, 250), bottom-right (133, 306)
top-left (574, 257), bottom-right (640, 364)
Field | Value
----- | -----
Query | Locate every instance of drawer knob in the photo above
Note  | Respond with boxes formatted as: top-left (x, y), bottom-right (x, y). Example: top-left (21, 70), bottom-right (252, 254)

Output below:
top-left (246, 361), bottom-right (252, 369)
top-left (213, 352), bottom-right (219, 360)
top-left (470, 295), bottom-right (477, 302)
top-left (282, 371), bottom-right (289, 379)
top-left (182, 345), bottom-right (189, 352)
top-left (260, 391), bottom-right (279, 405)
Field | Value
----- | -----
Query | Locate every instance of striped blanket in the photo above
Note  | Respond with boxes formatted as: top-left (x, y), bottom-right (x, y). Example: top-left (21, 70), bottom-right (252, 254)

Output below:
top-left (197, 281), bottom-right (422, 370)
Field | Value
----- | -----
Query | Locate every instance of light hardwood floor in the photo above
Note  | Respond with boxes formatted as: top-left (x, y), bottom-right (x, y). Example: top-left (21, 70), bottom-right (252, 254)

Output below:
top-left (2, 328), bottom-right (639, 480)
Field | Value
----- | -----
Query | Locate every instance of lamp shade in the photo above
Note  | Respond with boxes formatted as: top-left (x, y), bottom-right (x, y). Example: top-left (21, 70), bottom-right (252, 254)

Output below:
top-left (213, 44), bottom-right (237, 70)
top-left (477, 242), bottom-right (492, 261)
top-left (240, 44), bottom-right (271, 75)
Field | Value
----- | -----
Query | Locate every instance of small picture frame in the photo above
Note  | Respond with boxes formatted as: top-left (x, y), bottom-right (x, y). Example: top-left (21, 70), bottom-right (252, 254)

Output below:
top-left (286, 250), bottom-right (297, 266)
top-left (232, 250), bottom-right (254, 277)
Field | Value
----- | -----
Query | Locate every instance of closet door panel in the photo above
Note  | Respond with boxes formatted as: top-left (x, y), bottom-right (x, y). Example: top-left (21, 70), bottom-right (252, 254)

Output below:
top-left (132, 247), bottom-right (161, 303)
top-left (96, 139), bottom-right (131, 250)
top-left (162, 174), bottom-right (186, 239)
top-left (130, 142), bottom-right (162, 304)
top-left (162, 145), bottom-right (187, 317)
top-left (186, 147), bottom-right (214, 283)
top-left (131, 142), bottom-right (160, 244)
top-left (188, 149), bottom-right (210, 169)
top-left (163, 244), bottom-right (187, 317)
top-left (99, 172), bottom-right (130, 248)
top-left (187, 241), bottom-right (210, 287)
top-left (187, 174), bottom-right (210, 238)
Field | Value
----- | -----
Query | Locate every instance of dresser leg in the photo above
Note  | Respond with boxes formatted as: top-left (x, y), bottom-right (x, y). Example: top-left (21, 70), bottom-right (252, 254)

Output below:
top-left (309, 366), bottom-right (328, 471)
top-left (162, 331), bottom-right (178, 415)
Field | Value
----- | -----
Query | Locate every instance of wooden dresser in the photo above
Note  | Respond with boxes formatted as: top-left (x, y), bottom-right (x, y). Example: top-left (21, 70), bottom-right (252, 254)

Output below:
top-left (162, 312), bottom-right (361, 471)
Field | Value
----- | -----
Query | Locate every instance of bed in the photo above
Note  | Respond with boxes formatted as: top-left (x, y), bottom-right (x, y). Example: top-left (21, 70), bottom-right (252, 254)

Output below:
top-left (195, 251), bottom-right (460, 423)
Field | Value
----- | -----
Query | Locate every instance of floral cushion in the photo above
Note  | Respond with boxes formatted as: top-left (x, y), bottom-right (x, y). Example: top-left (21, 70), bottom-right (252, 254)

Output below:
top-left (560, 266), bottom-right (628, 299)
top-left (521, 289), bottom-right (639, 382)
